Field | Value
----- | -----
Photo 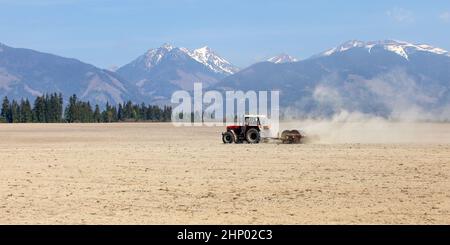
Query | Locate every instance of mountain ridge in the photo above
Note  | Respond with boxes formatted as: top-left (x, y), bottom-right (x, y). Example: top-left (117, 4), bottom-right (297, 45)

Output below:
top-left (267, 53), bottom-right (299, 63)
top-left (315, 39), bottom-right (450, 60)
top-left (1, 39), bottom-right (450, 121)
top-left (215, 40), bottom-right (450, 120)
top-left (0, 43), bottom-right (136, 105)
top-left (116, 43), bottom-right (239, 103)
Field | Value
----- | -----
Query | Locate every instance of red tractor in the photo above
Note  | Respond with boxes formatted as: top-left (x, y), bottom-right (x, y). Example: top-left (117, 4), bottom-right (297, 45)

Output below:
top-left (222, 115), bottom-right (264, 144)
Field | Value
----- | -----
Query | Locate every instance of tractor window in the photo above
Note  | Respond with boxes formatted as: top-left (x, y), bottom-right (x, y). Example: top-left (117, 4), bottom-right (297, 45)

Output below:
top-left (246, 117), bottom-right (259, 126)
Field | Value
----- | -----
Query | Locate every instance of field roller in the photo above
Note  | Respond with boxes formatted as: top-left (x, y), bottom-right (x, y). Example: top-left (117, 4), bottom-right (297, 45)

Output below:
top-left (279, 130), bottom-right (303, 144)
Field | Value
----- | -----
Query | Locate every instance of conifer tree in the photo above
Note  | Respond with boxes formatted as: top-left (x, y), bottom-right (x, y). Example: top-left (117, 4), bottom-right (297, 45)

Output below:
top-left (1, 96), bottom-right (11, 123)
top-left (11, 100), bottom-right (20, 123)
top-left (93, 104), bottom-right (101, 123)
top-left (20, 99), bottom-right (33, 123)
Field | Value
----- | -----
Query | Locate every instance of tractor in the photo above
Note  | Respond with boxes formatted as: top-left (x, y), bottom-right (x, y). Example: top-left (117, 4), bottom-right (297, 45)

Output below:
top-left (222, 115), bottom-right (303, 144)
top-left (222, 115), bottom-right (265, 144)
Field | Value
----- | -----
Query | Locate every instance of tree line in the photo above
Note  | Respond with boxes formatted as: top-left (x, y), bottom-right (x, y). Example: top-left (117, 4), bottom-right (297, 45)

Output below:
top-left (0, 94), bottom-right (172, 123)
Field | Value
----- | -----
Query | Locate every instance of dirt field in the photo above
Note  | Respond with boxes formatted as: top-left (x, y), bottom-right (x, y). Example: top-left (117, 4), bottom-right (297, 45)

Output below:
top-left (0, 122), bottom-right (449, 224)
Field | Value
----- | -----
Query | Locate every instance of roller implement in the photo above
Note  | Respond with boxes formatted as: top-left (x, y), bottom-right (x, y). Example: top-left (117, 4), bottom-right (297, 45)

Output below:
top-left (280, 130), bottom-right (302, 144)
top-left (222, 115), bottom-right (303, 144)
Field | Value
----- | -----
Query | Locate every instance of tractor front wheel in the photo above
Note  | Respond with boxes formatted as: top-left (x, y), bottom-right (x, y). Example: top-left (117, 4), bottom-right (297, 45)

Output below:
top-left (222, 131), bottom-right (235, 144)
top-left (246, 128), bottom-right (260, 144)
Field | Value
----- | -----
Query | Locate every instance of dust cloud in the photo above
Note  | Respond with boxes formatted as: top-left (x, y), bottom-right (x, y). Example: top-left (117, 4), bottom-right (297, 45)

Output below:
top-left (281, 111), bottom-right (450, 144)
top-left (280, 69), bottom-right (450, 144)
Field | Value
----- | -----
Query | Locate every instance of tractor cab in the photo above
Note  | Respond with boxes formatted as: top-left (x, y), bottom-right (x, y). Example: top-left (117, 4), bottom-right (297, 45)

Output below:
top-left (243, 115), bottom-right (260, 127)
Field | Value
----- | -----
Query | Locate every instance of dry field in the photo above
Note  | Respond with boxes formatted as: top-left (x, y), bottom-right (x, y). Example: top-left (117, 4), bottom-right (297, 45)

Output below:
top-left (0, 122), bottom-right (449, 224)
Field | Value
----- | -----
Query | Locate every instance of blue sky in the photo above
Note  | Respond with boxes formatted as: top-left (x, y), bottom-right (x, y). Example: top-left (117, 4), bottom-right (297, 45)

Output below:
top-left (1, 0), bottom-right (449, 69)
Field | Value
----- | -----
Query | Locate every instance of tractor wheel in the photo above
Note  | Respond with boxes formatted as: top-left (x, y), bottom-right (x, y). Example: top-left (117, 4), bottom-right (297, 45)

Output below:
top-left (245, 128), bottom-right (260, 144)
top-left (222, 131), bottom-right (235, 144)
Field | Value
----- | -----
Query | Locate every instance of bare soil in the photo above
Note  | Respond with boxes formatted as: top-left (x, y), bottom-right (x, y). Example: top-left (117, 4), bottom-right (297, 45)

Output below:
top-left (0, 123), bottom-right (449, 224)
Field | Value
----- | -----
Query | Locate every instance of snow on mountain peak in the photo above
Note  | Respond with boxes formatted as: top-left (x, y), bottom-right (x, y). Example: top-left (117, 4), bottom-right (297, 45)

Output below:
top-left (267, 53), bottom-right (299, 63)
top-left (196, 46), bottom-right (211, 53)
top-left (161, 43), bottom-right (175, 51)
top-left (141, 44), bottom-right (174, 69)
top-left (320, 40), bottom-right (450, 60)
top-left (137, 43), bottom-right (239, 74)
top-left (322, 40), bottom-right (366, 56)
top-left (416, 44), bottom-right (449, 55)
top-left (341, 40), bottom-right (366, 48)
top-left (139, 43), bottom-right (184, 69)
top-left (191, 46), bottom-right (212, 60)
top-left (189, 46), bottom-right (239, 75)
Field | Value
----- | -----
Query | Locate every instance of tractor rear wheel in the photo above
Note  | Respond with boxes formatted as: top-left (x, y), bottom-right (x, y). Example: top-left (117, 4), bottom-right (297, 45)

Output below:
top-left (222, 131), bottom-right (235, 144)
top-left (246, 128), bottom-right (260, 144)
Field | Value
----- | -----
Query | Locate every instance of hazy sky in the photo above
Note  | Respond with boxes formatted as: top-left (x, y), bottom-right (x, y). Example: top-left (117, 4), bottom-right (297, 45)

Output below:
top-left (1, 0), bottom-right (449, 69)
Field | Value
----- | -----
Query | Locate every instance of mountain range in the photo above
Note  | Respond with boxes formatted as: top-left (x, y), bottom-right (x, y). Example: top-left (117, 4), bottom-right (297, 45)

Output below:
top-left (0, 42), bottom-right (133, 105)
top-left (1, 40), bottom-right (450, 120)
top-left (216, 40), bottom-right (450, 120)
top-left (116, 44), bottom-right (238, 102)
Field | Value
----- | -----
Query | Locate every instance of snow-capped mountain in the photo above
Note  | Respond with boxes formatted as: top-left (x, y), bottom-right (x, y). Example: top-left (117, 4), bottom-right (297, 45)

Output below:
top-left (189, 46), bottom-right (239, 75)
top-left (319, 40), bottom-right (450, 60)
top-left (122, 43), bottom-right (239, 75)
top-left (3, 39), bottom-right (450, 119)
top-left (267, 53), bottom-right (299, 63)
top-left (216, 40), bottom-right (450, 120)
top-left (117, 43), bottom-right (239, 103)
